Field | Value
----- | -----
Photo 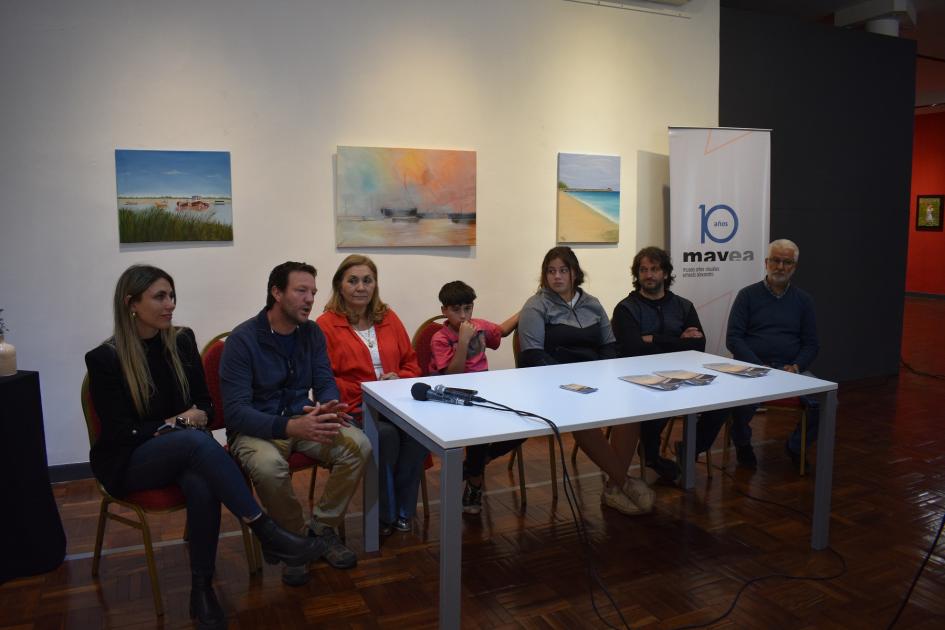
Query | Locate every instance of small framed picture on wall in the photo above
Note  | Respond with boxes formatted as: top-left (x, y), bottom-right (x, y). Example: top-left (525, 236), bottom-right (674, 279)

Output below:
top-left (916, 195), bottom-right (943, 231)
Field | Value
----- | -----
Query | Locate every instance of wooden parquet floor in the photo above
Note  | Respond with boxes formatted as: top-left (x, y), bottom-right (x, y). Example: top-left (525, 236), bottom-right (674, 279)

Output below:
top-left (2, 297), bottom-right (944, 629)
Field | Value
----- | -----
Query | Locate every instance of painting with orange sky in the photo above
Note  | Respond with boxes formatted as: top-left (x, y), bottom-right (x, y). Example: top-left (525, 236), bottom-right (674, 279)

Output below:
top-left (335, 146), bottom-right (476, 247)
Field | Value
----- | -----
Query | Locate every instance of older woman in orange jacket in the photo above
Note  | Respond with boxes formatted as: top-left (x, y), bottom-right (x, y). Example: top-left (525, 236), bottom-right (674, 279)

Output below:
top-left (317, 254), bottom-right (427, 535)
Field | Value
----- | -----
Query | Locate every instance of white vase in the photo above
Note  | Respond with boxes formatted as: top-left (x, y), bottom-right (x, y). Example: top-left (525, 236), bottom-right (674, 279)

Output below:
top-left (0, 335), bottom-right (16, 377)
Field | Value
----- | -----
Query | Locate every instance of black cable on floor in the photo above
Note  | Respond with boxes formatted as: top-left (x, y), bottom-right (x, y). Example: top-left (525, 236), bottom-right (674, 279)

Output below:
top-left (472, 397), bottom-right (632, 630)
top-left (670, 464), bottom-right (848, 629)
top-left (886, 507), bottom-right (945, 628)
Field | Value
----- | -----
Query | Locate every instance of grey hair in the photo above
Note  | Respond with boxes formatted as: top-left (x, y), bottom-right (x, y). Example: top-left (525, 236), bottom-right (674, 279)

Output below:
top-left (768, 239), bottom-right (799, 261)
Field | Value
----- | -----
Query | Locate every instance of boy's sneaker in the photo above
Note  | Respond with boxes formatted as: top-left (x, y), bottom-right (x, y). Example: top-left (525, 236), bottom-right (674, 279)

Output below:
top-left (600, 484), bottom-right (648, 516)
top-left (462, 481), bottom-right (482, 514)
top-left (622, 477), bottom-right (655, 512)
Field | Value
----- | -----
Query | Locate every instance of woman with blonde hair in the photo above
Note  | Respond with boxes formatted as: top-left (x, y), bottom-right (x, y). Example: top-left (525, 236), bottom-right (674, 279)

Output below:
top-left (317, 255), bottom-right (428, 535)
top-left (86, 265), bottom-right (325, 629)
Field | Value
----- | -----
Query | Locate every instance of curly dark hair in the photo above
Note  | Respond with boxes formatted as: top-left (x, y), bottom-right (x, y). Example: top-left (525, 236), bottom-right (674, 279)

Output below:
top-left (631, 246), bottom-right (674, 291)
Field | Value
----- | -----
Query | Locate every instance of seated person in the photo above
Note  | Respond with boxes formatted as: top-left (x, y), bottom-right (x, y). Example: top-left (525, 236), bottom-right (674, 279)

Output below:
top-left (518, 246), bottom-right (654, 516)
top-left (726, 239), bottom-right (820, 471)
top-left (612, 247), bottom-right (728, 480)
top-left (429, 280), bottom-right (519, 515)
top-left (221, 261), bottom-right (370, 586)
top-left (87, 265), bottom-right (325, 629)
top-left (317, 255), bottom-right (428, 536)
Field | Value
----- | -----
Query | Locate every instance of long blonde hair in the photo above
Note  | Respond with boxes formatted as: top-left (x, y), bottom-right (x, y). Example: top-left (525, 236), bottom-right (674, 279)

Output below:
top-left (323, 254), bottom-right (389, 325)
top-left (110, 265), bottom-right (189, 417)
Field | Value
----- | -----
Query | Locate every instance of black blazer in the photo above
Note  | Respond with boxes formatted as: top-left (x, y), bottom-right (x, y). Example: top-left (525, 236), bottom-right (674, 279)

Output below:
top-left (85, 328), bottom-right (211, 496)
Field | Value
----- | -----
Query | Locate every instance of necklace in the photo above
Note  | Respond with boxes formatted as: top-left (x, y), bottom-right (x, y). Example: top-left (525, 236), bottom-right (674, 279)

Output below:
top-left (355, 326), bottom-right (376, 348)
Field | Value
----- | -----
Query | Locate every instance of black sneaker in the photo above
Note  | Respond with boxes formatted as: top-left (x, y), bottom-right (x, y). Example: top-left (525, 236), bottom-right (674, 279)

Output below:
top-left (309, 526), bottom-right (357, 569)
top-left (785, 442), bottom-right (810, 474)
top-left (462, 481), bottom-right (482, 515)
top-left (735, 444), bottom-right (757, 469)
top-left (645, 456), bottom-right (680, 482)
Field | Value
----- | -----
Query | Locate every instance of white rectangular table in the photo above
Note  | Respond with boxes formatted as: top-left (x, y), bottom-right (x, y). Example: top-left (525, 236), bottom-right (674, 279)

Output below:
top-left (360, 350), bottom-right (838, 629)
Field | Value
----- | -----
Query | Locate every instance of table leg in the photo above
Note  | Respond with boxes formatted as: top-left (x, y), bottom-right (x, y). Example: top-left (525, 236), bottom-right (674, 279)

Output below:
top-left (680, 413), bottom-right (697, 490)
top-left (439, 447), bottom-right (463, 630)
top-left (362, 402), bottom-right (380, 554)
top-left (812, 389), bottom-right (837, 549)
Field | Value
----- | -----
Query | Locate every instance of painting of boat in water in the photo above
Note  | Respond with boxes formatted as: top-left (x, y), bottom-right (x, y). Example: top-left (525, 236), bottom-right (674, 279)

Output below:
top-left (115, 149), bottom-right (233, 243)
top-left (336, 146), bottom-right (476, 247)
top-left (556, 152), bottom-right (620, 244)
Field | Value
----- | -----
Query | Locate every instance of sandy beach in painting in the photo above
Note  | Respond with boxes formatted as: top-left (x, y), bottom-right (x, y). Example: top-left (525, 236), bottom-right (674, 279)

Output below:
top-left (556, 190), bottom-right (619, 243)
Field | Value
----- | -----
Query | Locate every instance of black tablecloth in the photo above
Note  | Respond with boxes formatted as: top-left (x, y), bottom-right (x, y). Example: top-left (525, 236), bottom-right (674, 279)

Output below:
top-left (0, 371), bottom-right (66, 583)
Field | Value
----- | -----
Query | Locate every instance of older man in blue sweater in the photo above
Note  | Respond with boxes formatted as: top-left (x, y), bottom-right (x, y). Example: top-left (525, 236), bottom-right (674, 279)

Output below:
top-left (726, 239), bottom-right (819, 471)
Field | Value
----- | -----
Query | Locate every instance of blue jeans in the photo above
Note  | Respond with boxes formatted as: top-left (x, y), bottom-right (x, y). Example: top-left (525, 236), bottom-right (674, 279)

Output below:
top-left (122, 429), bottom-right (261, 576)
top-left (376, 417), bottom-right (428, 524)
top-left (730, 371), bottom-right (821, 453)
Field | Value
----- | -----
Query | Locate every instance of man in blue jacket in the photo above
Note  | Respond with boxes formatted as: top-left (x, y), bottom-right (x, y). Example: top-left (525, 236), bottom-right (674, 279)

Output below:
top-left (726, 239), bottom-right (819, 471)
top-left (221, 261), bottom-right (371, 586)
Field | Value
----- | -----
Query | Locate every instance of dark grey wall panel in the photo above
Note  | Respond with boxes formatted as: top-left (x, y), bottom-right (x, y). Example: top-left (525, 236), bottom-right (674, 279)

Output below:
top-left (720, 8), bottom-right (915, 382)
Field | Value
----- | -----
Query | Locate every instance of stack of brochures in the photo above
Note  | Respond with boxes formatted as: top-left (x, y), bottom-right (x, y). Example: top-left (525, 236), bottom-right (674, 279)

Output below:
top-left (702, 362), bottom-right (771, 377)
top-left (619, 370), bottom-right (717, 391)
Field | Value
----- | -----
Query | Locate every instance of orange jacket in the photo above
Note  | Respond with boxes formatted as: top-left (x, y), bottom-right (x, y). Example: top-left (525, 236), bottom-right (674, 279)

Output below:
top-left (316, 309), bottom-right (420, 414)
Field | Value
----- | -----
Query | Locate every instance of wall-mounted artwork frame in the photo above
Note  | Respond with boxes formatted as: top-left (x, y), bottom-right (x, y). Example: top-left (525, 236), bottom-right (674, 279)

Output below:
top-left (556, 152), bottom-right (620, 244)
top-left (916, 195), bottom-right (943, 231)
top-left (115, 150), bottom-right (233, 243)
top-left (335, 146), bottom-right (476, 247)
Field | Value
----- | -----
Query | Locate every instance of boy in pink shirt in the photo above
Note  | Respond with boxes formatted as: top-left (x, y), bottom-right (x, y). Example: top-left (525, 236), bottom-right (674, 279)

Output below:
top-left (430, 281), bottom-right (519, 514)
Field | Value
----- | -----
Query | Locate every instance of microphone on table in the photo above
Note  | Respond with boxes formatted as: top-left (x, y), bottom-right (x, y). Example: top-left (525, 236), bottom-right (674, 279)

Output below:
top-left (411, 382), bottom-right (472, 406)
top-left (433, 384), bottom-right (485, 403)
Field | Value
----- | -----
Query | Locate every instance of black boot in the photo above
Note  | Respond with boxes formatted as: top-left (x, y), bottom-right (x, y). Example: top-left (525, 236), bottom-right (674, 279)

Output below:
top-left (249, 513), bottom-right (328, 566)
top-left (190, 573), bottom-right (226, 629)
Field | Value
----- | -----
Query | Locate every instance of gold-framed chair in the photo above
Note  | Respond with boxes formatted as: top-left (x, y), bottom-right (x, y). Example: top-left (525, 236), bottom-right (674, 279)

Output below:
top-left (82, 374), bottom-right (256, 616)
top-left (509, 329), bottom-right (559, 501)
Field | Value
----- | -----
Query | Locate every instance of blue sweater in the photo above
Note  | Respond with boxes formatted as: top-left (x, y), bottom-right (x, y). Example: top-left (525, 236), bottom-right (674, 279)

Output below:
top-left (726, 280), bottom-right (819, 372)
top-left (220, 309), bottom-right (341, 439)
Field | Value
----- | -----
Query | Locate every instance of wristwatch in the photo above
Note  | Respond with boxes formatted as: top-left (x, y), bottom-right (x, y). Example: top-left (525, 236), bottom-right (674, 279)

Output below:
top-left (175, 416), bottom-right (190, 429)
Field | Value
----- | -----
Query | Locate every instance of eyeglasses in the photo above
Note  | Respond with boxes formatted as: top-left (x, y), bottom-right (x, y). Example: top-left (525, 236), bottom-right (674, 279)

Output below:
top-left (767, 257), bottom-right (796, 268)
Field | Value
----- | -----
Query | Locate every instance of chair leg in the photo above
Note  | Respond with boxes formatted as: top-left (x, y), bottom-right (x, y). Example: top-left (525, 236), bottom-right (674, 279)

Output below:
top-left (660, 417), bottom-right (678, 457)
top-left (547, 436), bottom-right (558, 500)
top-left (134, 505), bottom-right (164, 617)
top-left (569, 439), bottom-right (580, 464)
top-left (507, 448), bottom-right (516, 471)
top-left (420, 469), bottom-right (430, 517)
top-left (91, 497), bottom-right (109, 577)
top-left (514, 445), bottom-right (527, 506)
top-left (239, 520), bottom-right (260, 574)
top-left (705, 446), bottom-right (713, 478)
top-left (308, 466), bottom-right (318, 504)
top-left (722, 418), bottom-right (732, 466)
top-left (799, 409), bottom-right (807, 477)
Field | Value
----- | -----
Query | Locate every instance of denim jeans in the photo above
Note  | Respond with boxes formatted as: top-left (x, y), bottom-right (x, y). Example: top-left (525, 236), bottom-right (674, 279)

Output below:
top-left (123, 428), bottom-right (261, 576)
top-left (376, 417), bottom-right (428, 524)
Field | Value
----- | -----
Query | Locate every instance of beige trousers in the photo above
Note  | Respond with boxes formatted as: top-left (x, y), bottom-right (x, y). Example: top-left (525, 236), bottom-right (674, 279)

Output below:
top-left (231, 425), bottom-right (370, 535)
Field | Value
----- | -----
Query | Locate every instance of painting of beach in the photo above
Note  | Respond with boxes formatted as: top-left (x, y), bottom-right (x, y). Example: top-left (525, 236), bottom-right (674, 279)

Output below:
top-left (115, 149), bottom-right (233, 243)
top-left (556, 152), bottom-right (620, 244)
top-left (336, 146), bottom-right (476, 247)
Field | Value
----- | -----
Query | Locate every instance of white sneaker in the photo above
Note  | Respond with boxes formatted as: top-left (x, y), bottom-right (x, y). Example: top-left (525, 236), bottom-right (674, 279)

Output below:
top-left (601, 484), bottom-right (648, 516)
top-left (622, 478), bottom-right (655, 512)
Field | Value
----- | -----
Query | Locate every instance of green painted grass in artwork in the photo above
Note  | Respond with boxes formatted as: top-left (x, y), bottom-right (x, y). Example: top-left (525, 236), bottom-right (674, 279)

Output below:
top-left (119, 208), bottom-right (233, 243)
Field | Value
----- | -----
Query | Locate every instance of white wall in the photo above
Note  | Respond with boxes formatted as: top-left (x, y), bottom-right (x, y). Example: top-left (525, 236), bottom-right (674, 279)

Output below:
top-left (0, 0), bottom-right (719, 467)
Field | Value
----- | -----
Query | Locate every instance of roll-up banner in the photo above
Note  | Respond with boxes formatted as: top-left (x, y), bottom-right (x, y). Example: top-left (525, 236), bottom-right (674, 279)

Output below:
top-left (668, 127), bottom-right (771, 355)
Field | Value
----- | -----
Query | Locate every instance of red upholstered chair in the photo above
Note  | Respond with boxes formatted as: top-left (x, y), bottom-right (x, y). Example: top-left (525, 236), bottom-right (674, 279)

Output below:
top-left (82, 374), bottom-right (187, 617)
top-left (200, 333), bottom-right (337, 550)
